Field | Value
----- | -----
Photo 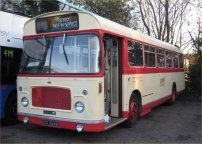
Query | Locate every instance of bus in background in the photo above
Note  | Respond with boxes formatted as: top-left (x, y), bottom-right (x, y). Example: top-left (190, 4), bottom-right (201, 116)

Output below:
top-left (0, 11), bottom-right (29, 124)
top-left (17, 11), bottom-right (185, 132)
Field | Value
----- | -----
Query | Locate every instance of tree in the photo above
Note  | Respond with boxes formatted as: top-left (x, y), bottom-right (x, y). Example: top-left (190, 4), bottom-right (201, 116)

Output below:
top-left (188, 20), bottom-right (202, 62)
top-left (135, 0), bottom-right (190, 45)
top-left (68, 0), bottom-right (136, 28)
top-left (1, 0), bottom-right (60, 17)
top-left (188, 18), bottom-right (202, 95)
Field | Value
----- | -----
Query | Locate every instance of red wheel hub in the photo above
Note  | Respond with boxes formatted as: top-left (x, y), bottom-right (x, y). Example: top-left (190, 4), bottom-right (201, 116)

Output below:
top-left (172, 91), bottom-right (176, 102)
top-left (129, 100), bottom-right (138, 121)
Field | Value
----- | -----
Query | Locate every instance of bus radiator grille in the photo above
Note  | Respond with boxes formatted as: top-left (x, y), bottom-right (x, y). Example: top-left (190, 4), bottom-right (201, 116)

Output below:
top-left (32, 87), bottom-right (71, 110)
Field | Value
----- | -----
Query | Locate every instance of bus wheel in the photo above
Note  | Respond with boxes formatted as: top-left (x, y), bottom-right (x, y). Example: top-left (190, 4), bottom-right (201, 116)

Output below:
top-left (3, 93), bottom-right (18, 125)
top-left (168, 86), bottom-right (177, 105)
top-left (123, 94), bottom-right (139, 127)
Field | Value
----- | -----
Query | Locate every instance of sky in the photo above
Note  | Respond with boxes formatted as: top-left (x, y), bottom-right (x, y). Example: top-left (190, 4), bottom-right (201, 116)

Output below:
top-left (179, 0), bottom-right (200, 54)
top-left (66, 0), bottom-right (201, 54)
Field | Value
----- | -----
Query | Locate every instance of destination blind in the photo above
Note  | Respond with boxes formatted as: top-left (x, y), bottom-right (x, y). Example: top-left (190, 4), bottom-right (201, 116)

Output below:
top-left (36, 13), bottom-right (79, 33)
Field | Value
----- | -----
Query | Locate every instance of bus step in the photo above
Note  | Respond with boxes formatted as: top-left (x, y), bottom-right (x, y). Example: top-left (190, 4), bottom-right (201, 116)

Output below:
top-left (105, 117), bottom-right (127, 130)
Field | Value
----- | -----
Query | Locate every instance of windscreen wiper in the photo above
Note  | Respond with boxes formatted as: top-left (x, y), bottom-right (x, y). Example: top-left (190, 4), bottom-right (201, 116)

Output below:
top-left (62, 34), bottom-right (69, 65)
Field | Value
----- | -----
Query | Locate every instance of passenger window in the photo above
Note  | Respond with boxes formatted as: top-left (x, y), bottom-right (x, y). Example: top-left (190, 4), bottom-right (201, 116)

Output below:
top-left (145, 45), bottom-right (156, 67)
top-left (179, 54), bottom-right (184, 68)
top-left (157, 48), bottom-right (165, 67)
top-left (166, 51), bottom-right (172, 68)
top-left (128, 40), bottom-right (143, 66)
top-left (173, 53), bottom-right (179, 68)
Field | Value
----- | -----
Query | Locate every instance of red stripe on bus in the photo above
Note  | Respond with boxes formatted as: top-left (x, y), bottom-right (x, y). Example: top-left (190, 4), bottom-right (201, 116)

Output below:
top-left (140, 94), bottom-right (172, 116)
top-left (17, 72), bottom-right (104, 78)
top-left (123, 91), bottom-right (184, 118)
top-left (122, 111), bottom-right (129, 118)
top-left (18, 115), bottom-right (105, 132)
top-left (23, 29), bottom-right (103, 39)
top-left (122, 95), bottom-right (172, 118)
top-left (17, 68), bottom-right (183, 77)
top-left (122, 68), bottom-right (184, 74)
top-left (177, 90), bottom-right (185, 96)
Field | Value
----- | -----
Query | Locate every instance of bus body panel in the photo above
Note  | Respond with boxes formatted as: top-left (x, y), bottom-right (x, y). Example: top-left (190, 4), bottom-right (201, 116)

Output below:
top-left (122, 71), bottom-right (185, 113)
top-left (0, 11), bottom-right (29, 48)
top-left (17, 76), bottom-right (104, 121)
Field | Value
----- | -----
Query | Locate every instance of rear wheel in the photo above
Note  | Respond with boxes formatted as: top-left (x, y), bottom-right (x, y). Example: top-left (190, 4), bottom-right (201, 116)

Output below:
top-left (168, 85), bottom-right (177, 105)
top-left (123, 94), bottom-right (139, 127)
top-left (3, 92), bottom-right (18, 125)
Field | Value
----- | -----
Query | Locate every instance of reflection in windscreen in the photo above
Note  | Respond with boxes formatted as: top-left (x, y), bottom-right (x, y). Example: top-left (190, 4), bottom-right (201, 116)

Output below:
top-left (51, 35), bottom-right (100, 73)
top-left (20, 34), bottom-right (101, 74)
top-left (24, 38), bottom-right (45, 61)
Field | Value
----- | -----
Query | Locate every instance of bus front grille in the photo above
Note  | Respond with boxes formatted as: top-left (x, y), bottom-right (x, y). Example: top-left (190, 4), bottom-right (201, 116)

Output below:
top-left (32, 87), bottom-right (71, 110)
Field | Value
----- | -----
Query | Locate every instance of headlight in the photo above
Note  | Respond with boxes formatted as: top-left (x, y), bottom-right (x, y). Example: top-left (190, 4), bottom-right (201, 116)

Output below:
top-left (21, 97), bottom-right (29, 107)
top-left (74, 101), bottom-right (84, 113)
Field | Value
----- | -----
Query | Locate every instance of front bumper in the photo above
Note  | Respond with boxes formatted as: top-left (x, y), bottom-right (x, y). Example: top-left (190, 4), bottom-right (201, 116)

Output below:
top-left (18, 113), bottom-right (105, 132)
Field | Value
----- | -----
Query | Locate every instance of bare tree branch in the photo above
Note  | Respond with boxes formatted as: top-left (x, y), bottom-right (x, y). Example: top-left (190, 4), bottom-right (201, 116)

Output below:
top-left (137, 0), bottom-right (151, 35)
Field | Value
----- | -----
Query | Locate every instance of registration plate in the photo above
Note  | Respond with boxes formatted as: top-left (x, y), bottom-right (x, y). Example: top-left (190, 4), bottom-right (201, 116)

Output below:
top-left (42, 119), bottom-right (59, 127)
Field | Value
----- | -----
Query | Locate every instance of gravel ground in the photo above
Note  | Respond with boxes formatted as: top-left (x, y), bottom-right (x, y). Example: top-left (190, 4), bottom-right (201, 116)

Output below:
top-left (1, 95), bottom-right (201, 143)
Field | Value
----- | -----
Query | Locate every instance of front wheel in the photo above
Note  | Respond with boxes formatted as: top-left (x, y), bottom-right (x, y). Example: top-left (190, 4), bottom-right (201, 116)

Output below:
top-left (3, 92), bottom-right (18, 125)
top-left (123, 94), bottom-right (139, 127)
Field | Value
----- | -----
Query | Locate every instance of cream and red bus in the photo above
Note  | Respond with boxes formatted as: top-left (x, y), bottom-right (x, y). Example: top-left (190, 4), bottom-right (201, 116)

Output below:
top-left (17, 11), bottom-right (185, 132)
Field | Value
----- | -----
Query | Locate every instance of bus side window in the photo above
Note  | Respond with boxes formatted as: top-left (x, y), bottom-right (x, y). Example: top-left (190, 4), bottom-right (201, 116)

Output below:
top-left (166, 51), bottom-right (172, 68)
top-left (1, 47), bottom-right (22, 84)
top-left (157, 48), bottom-right (165, 67)
top-left (145, 45), bottom-right (156, 67)
top-left (179, 54), bottom-right (183, 68)
top-left (128, 40), bottom-right (143, 67)
top-left (173, 52), bottom-right (179, 68)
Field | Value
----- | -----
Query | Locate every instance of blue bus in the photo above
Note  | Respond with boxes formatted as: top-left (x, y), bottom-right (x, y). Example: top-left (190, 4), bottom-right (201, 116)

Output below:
top-left (0, 8), bottom-right (29, 124)
top-left (1, 47), bottom-right (23, 124)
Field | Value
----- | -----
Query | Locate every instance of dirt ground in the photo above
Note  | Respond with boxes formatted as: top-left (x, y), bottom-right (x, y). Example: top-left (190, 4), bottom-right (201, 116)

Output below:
top-left (1, 95), bottom-right (201, 143)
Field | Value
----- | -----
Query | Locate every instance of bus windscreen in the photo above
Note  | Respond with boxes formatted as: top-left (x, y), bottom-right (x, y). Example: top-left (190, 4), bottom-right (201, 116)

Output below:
top-left (36, 13), bottom-right (79, 33)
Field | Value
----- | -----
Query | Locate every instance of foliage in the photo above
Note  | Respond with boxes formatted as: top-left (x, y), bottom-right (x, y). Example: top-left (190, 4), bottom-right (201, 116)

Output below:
top-left (69, 0), bottom-right (135, 28)
top-left (187, 14), bottom-right (202, 95)
top-left (1, 0), bottom-right (60, 17)
top-left (1, 0), bottom-right (137, 29)
top-left (186, 16), bottom-right (202, 97)
top-left (134, 0), bottom-right (190, 45)
top-left (85, 0), bottom-right (133, 27)
top-left (186, 62), bottom-right (201, 97)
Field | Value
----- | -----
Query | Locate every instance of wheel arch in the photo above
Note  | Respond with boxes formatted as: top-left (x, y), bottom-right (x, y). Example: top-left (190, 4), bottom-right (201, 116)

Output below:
top-left (5, 89), bottom-right (17, 101)
top-left (2, 88), bottom-right (18, 125)
top-left (172, 82), bottom-right (177, 92)
top-left (2, 88), bottom-right (17, 112)
top-left (4, 89), bottom-right (17, 113)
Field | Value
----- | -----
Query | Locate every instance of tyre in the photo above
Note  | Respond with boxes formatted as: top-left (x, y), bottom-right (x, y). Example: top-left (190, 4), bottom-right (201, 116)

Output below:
top-left (3, 92), bottom-right (18, 125)
top-left (168, 85), bottom-right (177, 105)
top-left (123, 94), bottom-right (139, 127)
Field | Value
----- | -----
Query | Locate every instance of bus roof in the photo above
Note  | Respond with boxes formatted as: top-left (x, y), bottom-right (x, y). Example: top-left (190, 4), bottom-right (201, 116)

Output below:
top-left (24, 11), bottom-right (182, 53)
top-left (0, 11), bottom-right (29, 48)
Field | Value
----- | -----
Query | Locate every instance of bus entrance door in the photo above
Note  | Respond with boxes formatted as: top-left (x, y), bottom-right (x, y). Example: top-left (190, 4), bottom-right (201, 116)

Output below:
top-left (104, 37), bottom-right (120, 118)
